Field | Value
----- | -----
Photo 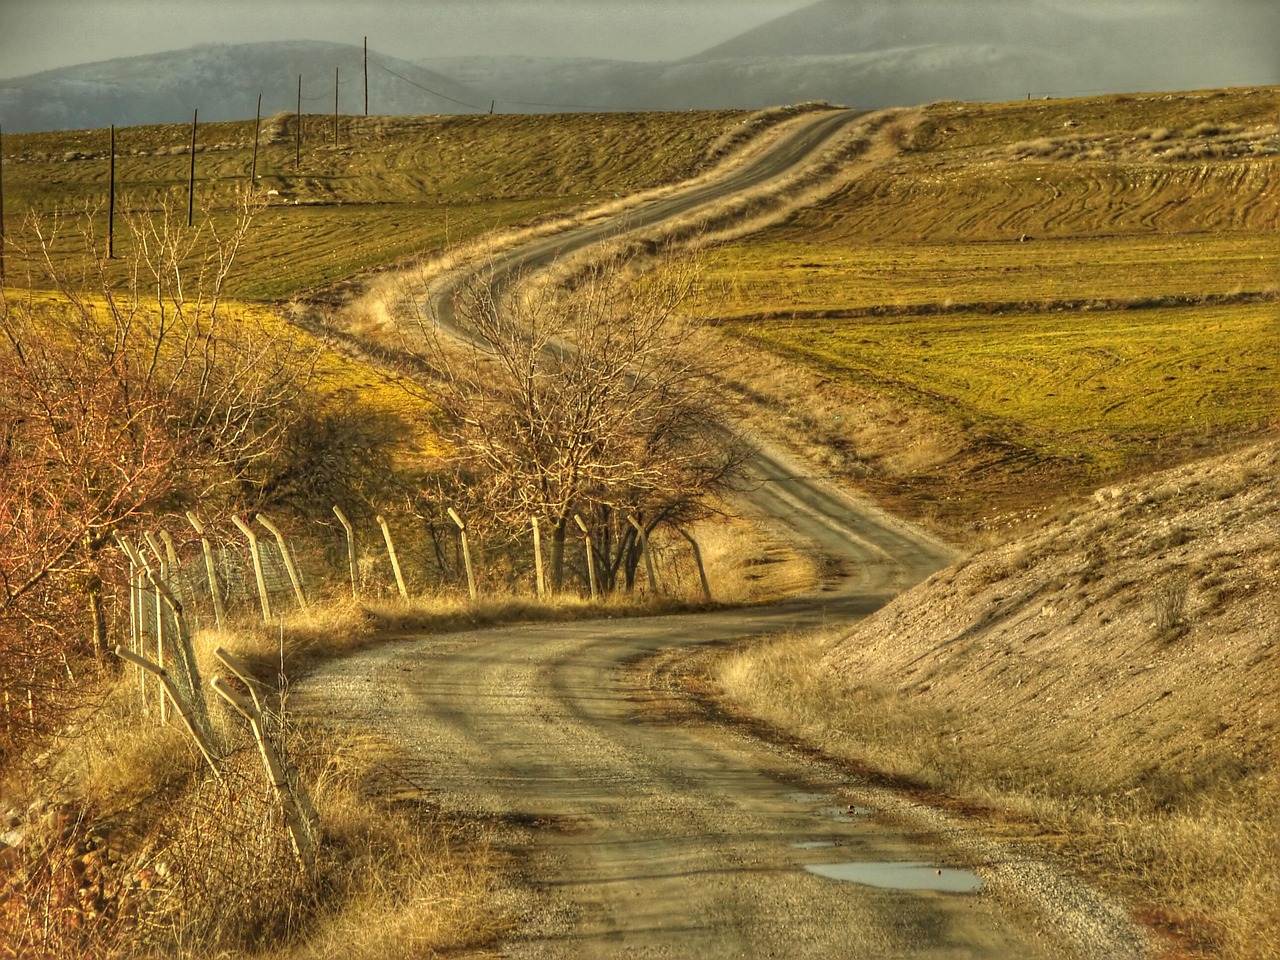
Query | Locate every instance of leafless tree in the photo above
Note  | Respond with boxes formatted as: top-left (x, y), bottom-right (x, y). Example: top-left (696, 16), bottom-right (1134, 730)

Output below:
top-left (0, 189), bottom-right (318, 748)
top-left (408, 252), bottom-right (748, 592)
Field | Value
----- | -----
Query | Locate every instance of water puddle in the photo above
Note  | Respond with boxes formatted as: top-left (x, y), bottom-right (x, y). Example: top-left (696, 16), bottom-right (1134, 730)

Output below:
top-left (816, 805), bottom-right (871, 823)
top-left (804, 861), bottom-right (985, 893)
top-left (791, 840), bottom-right (838, 850)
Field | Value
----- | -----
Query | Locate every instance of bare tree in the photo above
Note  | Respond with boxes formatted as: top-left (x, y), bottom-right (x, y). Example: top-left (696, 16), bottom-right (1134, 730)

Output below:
top-left (409, 253), bottom-right (747, 593)
top-left (0, 189), bottom-right (319, 747)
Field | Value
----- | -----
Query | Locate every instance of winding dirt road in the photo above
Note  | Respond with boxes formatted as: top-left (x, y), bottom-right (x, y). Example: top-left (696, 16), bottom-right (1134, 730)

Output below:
top-left (298, 110), bottom-right (1147, 958)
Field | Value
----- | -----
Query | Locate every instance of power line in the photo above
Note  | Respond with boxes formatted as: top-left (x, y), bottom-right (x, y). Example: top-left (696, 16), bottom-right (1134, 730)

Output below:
top-left (368, 57), bottom-right (485, 111)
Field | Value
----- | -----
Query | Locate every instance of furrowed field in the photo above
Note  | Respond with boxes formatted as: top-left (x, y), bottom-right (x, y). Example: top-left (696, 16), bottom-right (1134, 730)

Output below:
top-left (689, 88), bottom-right (1280, 533)
top-left (3, 110), bottom-right (743, 298)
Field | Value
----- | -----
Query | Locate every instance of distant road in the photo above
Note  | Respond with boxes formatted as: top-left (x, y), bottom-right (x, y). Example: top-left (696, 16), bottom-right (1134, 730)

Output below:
top-left (301, 109), bottom-right (1142, 959)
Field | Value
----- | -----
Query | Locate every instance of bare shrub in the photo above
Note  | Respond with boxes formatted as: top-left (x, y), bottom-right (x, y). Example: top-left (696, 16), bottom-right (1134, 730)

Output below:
top-left (405, 250), bottom-right (748, 594)
top-left (1151, 574), bottom-right (1190, 639)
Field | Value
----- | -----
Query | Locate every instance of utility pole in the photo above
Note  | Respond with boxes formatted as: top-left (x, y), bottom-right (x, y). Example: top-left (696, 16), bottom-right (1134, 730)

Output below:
top-left (296, 74), bottom-right (302, 170)
top-left (108, 124), bottom-right (116, 257)
top-left (363, 36), bottom-right (369, 116)
top-left (187, 110), bottom-right (197, 227)
top-left (250, 93), bottom-right (262, 187)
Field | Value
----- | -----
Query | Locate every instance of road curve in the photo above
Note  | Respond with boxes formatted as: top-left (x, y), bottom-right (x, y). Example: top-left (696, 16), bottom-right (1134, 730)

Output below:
top-left (298, 111), bottom-right (1144, 959)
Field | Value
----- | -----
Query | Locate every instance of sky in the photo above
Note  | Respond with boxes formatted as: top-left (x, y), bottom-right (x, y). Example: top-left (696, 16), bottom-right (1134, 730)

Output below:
top-left (0, 0), bottom-right (816, 78)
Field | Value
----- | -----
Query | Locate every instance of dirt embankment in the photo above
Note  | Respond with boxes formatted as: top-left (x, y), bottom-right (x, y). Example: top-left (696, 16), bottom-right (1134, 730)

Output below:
top-left (816, 438), bottom-right (1279, 956)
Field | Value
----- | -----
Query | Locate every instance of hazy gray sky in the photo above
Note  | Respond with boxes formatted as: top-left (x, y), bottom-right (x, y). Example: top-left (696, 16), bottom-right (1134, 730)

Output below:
top-left (0, 0), bottom-right (815, 78)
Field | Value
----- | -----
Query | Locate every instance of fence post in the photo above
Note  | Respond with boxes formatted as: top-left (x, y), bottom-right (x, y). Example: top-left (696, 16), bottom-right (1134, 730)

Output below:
top-left (574, 514), bottom-right (599, 601)
top-left (377, 515), bottom-right (409, 600)
top-left (186, 511), bottom-right (226, 628)
top-left (332, 505), bottom-right (358, 598)
top-left (213, 646), bottom-right (320, 838)
top-left (675, 526), bottom-right (712, 602)
top-left (211, 646), bottom-right (319, 873)
top-left (232, 515), bottom-right (273, 622)
top-left (448, 507), bottom-right (477, 602)
top-left (119, 538), bottom-right (166, 724)
top-left (257, 512), bottom-right (308, 611)
top-left (531, 516), bottom-right (546, 598)
top-left (115, 646), bottom-right (221, 780)
top-left (628, 516), bottom-right (659, 594)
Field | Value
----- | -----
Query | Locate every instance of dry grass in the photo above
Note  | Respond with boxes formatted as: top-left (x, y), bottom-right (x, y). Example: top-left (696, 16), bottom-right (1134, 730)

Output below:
top-left (715, 440), bottom-right (1280, 959)
top-left (3, 641), bottom-right (509, 959)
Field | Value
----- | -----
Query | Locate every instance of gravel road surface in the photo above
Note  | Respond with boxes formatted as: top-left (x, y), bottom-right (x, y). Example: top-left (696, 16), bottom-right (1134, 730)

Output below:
top-left (297, 110), bottom-right (1148, 958)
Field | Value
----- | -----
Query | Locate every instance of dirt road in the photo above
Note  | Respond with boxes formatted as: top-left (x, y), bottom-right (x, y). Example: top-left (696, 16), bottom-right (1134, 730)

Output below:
top-left (298, 111), bottom-right (1147, 958)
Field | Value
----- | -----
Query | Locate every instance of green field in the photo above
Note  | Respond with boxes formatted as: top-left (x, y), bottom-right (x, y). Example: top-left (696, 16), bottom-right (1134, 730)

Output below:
top-left (2, 111), bottom-right (743, 298)
top-left (726, 303), bottom-right (1275, 466)
top-left (691, 88), bottom-right (1280, 498)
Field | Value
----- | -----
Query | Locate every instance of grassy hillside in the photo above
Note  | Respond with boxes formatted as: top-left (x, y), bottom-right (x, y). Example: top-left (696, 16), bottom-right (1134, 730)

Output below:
top-left (718, 439), bottom-right (1279, 959)
top-left (2, 111), bottom-right (742, 298)
top-left (692, 88), bottom-right (1280, 535)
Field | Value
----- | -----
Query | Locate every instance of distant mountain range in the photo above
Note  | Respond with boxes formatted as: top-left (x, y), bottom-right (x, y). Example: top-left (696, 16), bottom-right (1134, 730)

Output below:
top-left (4, 1), bottom-right (1278, 132)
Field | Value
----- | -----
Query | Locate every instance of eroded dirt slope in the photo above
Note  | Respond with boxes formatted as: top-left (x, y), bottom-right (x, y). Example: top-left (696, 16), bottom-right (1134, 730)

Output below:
top-left (822, 440), bottom-right (1279, 796)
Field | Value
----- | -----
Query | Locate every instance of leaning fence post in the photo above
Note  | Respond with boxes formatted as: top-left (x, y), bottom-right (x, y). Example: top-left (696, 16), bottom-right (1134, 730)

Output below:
top-left (210, 654), bottom-right (317, 873)
top-left (232, 515), bottom-right (273, 622)
top-left (628, 516), bottom-right (659, 594)
top-left (531, 516), bottom-right (546, 599)
top-left (377, 515), bottom-right (409, 600)
top-left (447, 507), bottom-right (477, 602)
top-left (574, 514), bottom-right (599, 601)
top-left (133, 537), bottom-right (169, 724)
top-left (257, 512), bottom-right (308, 611)
top-left (332, 505), bottom-right (358, 598)
top-left (115, 646), bottom-right (222, 780)
top-left (186, 511), bottom-right (226, 628)
top-left (121, 536), bottom-right (211, 739)
top-left (675, 526), bottom-right (712, 602)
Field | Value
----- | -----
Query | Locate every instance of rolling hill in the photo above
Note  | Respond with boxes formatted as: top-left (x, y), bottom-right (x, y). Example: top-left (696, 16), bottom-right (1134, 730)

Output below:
top-left (4, 2), bottom-right (1279, 132)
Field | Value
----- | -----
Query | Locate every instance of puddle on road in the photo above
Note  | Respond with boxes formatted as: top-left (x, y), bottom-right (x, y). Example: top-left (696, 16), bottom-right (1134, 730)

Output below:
top-left (804, 861), bottom-right (985, 893)
top-left (816, 805), bottom-right (871, 823)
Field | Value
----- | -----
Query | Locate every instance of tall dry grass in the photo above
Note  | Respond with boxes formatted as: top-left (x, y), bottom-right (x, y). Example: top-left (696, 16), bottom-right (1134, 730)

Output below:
top-left (715, 628), bottom-right (1280, 960)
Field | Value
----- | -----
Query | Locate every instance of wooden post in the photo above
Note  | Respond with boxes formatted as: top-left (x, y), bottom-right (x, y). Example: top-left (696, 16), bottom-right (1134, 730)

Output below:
top-left (108, 124), bottom-right (115, 258)
top-left (212, 646), bottom-right (319, 834)
top-left (333, 66), bottom-right (339, 147)
top-left (211, 675), bottom-right (316, 871)
top-left (332, 505), bottom-right (358, 597)
top-left (363, 36), bottom-right (369, 116)
top-left (628, 516), bottom-right (659, 594)
top-left (116, 646), bottom-right (222, 780)
top-left (257, 512), bottom-right (308, 610)
top-left (127, 557), bottom-right (147, 713)
top-left (250, 93), bottom-right (261, 187)
top-left (118, 537), bottom-right (167, 724)
top-left (531, 516), bottom-right (546, 598)
top-left (574, 515), bottom-right (599, 601)
top-left (448, 507), bottom-right (476, 601)
top-left (296, 74), bottom-right (302, 170)
top-left (675, 526), bottom-right (712, 602)
top-left (187, 109), bottom-right (197, 227)
top-left (377, 515), bottom-right (409, 600)
top-left (232, 515), bottom-right (273, 622)
top-left (186, 511), bottom-right (226, 629)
